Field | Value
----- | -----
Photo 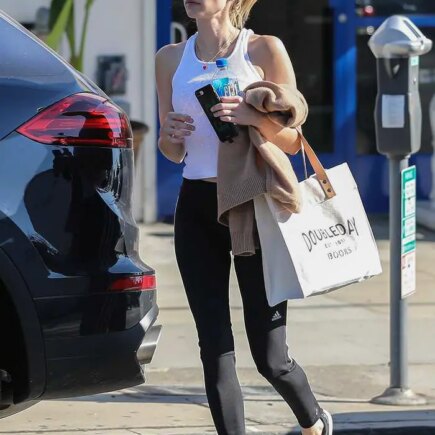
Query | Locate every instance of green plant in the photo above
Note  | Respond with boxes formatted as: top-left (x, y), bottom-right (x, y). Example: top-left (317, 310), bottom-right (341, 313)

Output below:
top-left (46, 0), bottom-right (95, 71)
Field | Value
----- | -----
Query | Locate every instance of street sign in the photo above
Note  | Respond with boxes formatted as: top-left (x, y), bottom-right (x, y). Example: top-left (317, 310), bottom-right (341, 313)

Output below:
top-left (401, 166), bottom-right (417, 298)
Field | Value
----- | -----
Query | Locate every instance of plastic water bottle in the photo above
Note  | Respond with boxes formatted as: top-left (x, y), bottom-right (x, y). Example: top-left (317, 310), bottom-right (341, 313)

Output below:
top-left (212, 58), bottom-right (241, 97)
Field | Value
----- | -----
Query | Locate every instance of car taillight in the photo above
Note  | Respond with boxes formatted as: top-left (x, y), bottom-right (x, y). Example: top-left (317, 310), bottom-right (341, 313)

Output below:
top-left (109, 274), bottom-right (156, 292)
top-left (17, 93), bottom-right (133, 148)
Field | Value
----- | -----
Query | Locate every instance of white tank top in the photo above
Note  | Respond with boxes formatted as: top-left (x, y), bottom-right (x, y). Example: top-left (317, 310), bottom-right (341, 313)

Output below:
top-left (172, 28), bottom-right (263, 180)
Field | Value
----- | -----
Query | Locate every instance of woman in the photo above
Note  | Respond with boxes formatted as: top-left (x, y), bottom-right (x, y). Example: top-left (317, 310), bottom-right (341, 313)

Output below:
top-left (155, 1), bottom-right (333, 434)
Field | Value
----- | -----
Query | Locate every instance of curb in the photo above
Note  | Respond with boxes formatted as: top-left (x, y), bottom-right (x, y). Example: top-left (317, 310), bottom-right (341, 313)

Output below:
top-left (266, 424), bottom-right (435, 435)
top-left (282, 430), bottom-right (435, 435)
top-left (162, 427), bottom-right (435, 435)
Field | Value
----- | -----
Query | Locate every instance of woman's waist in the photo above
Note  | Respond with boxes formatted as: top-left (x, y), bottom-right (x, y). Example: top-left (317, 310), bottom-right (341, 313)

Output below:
top-left (182, 162), bottom-right (218, 180)
top-left (177, 177), bottom-right (219, 218)
top-left (182, 177), bottom-right (217, 187)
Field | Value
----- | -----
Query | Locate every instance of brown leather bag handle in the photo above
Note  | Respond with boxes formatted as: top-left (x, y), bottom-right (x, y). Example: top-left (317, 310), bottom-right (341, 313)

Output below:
top-left (296, 128), bottom-right (336, 199)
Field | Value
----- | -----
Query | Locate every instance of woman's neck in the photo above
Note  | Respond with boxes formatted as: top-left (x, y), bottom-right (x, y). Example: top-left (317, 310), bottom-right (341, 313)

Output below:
top-left (195, 20), bottom-right (240, 58)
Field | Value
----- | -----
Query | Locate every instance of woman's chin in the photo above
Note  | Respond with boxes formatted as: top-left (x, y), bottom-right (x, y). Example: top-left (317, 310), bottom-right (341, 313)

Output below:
top-left (186, 11), bottom-right (205, 19)
top-left (185, 3), bottom-right (202, 15)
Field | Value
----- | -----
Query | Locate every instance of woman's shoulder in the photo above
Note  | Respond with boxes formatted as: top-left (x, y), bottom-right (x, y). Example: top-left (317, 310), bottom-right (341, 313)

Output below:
top-left (247, 32), bottom-right (292, 81)
top-left (155, 41), bottom-right (188, 76)
top-left (247, 32), bottom-right (288, 61)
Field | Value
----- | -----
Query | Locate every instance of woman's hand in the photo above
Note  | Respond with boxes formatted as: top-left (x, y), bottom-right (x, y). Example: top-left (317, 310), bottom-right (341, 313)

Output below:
top-left (159, 112), bottom-right (195, 145)
top-left (210, 96), bottom-right (264, 127)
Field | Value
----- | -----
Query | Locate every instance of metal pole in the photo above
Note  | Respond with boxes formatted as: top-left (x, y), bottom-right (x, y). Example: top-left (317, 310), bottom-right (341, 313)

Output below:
top-left (389, 156), bottom-right (408, 389)
top-left (372, 157), bottom-right (426, 405)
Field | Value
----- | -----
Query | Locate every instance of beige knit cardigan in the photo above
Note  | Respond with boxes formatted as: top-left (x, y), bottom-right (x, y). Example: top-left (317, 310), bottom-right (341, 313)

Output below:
top-left (217, 80), bottom-right (308, 256)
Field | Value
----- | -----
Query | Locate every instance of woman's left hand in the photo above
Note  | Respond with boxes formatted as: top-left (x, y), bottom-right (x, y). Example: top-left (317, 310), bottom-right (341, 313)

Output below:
top-left (210, 96), bottom-right (264, 127)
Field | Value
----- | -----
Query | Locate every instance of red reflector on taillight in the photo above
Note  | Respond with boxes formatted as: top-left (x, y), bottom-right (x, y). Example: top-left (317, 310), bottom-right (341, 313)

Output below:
top-left (17, 93), bottom-right (133, 148)
top-left (109, 275), bottom-right (156, 292)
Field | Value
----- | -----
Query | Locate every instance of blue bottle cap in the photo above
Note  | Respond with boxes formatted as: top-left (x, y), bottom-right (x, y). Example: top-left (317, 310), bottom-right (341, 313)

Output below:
top-left (216, 58), bottom-right (228, 68)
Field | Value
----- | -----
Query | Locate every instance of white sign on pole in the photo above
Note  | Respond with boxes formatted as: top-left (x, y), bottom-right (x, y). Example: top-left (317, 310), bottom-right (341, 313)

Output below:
top-left (401, 166), bottom-right (417, 298)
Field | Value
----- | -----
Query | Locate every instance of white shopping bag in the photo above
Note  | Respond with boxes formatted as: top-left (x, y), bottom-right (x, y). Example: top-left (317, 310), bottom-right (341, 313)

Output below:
top-left (254, 135), bottom-right (382, 306)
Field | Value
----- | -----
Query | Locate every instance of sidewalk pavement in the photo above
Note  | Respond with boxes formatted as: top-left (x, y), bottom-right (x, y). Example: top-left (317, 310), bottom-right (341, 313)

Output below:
top-left (1, 216), bottom-right (434, 434)
top-left (140, 215), bottom-right (435, 434)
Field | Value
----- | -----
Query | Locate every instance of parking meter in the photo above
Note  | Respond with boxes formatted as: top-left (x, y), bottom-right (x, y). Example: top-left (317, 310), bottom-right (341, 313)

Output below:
top-left (369, 16), bottom-right (432, 406)
top-left (369, 15), bottom-right (432, 156)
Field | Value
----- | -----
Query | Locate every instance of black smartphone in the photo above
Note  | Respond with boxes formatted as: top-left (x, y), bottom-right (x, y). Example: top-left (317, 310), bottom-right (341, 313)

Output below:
top-left (195, 84), bottom-right (239, 143)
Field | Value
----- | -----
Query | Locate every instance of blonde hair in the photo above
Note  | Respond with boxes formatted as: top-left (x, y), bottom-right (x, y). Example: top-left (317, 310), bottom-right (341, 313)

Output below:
top-left (229, 0), bottom-right (258, 29)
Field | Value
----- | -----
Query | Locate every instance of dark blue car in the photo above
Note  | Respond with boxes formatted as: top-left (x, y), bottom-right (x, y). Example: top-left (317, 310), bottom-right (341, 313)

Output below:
top-left (0, 10), bottom-right (160, 418)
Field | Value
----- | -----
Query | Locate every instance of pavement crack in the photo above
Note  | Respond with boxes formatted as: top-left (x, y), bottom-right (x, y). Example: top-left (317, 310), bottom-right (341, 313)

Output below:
top-left (245, 416), bottom-right (267, 425)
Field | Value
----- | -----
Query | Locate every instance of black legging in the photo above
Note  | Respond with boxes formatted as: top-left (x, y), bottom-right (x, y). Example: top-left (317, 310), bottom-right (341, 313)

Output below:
top-left (174, 178), bottom-right (321, 434)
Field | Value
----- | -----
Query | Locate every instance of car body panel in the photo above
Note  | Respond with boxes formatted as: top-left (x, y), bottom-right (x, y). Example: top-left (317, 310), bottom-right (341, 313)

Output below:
top-left (0, 10), bottom-right (159, 410)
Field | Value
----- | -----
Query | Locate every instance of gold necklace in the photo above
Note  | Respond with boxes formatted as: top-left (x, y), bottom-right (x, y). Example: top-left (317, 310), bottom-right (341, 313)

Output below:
top-left (195, 30), bottom-right (240, 70)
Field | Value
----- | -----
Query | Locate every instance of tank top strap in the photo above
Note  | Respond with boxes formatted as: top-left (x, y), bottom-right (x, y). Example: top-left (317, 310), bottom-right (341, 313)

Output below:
top-left (183, 33), bottom-right (196, 62)
top-left (240, 28), bottom-right (254, 61)
top-left (230, 27), bottom-right (246, 58)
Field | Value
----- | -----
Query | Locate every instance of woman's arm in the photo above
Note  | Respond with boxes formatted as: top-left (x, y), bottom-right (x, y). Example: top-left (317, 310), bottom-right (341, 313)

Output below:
top-left (249, 35), bottom-right (304, 155)
top-left (155, 45), bottom-right (191, 163)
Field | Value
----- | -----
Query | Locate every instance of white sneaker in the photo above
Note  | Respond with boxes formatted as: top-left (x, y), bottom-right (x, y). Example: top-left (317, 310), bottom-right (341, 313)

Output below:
top-left (319, 409), bottom-right (333, 435)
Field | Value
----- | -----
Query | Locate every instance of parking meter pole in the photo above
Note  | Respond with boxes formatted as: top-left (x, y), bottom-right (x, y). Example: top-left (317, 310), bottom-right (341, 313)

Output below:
top-left (372, 155), bottom-right (426, 405)
top-left (390, 156), bottom-right (409, 389)
top-left (368, 15), bottom-right (432, 406)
